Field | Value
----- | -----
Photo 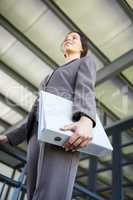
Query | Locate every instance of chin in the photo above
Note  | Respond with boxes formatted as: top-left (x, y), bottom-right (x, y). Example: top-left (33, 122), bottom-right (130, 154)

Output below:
top-left (64, 47), bottom-right (75, 54)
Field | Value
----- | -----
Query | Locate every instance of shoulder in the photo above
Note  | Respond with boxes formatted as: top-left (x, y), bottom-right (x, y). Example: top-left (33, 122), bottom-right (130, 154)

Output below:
top-left (78, 54), bottom-right (97, 82)
top-left (39, 73), bottom-right (52, 90)
top-left (79, 54), bottom-right (96, 68)
top-left (78, 53), bottom-right (96, 74)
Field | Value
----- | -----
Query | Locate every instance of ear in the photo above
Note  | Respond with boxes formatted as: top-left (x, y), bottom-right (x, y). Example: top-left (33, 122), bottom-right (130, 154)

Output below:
top-left (80, 48), bottom-right (83, 54)
top-left (80, 47), bottom-right (84, 52)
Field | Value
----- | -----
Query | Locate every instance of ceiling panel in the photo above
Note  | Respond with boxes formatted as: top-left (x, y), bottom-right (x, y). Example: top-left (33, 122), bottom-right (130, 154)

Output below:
top-left (100, 25), bottom-right (133, 60)
top-left (0, 26), bottom-right (16, 55)
top-left (0, 101), bottom-right (23, 125)
top-left (0, 0), bottom-right (16, 14)
top-left (96, 77), bottom-right (133, 119)
top-left (0, 68), bottom-right (36, 111)
top-left (0, 26), bottom-right (53, 87)
top-left (25, 9), bottom-right (70, 64)
top-left (54, 0), bottom-right (133, 60)
top-left (122, 65), bottom-right (133, 85)
top-left (126, 0), bottom-right (133, 8)
top-left (0, 0), bottom-right (70, 65)
top-left (0, 0), bottom-right (47, 32)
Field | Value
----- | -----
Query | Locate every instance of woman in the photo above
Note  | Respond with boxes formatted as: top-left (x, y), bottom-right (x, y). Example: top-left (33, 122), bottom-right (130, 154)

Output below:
top-left (0, 31), bottom-right (96, 200)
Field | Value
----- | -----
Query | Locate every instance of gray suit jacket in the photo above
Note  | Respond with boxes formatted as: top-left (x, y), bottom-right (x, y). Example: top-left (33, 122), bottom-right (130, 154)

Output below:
top-left (7, 54), bottom-right (97, 146)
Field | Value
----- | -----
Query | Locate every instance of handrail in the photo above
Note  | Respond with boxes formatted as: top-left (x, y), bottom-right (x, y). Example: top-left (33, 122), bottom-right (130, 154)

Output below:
top-left (0, 174), bottom-right (26, 191)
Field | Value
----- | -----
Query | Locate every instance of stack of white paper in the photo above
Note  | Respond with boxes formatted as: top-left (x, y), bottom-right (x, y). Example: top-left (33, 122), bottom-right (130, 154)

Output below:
top-left (38, 90), bottom-right (113, 157)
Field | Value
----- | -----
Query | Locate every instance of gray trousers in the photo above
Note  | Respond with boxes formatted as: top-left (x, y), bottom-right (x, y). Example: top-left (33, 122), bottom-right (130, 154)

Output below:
top-left (26, 133), bottom-right (80, 200)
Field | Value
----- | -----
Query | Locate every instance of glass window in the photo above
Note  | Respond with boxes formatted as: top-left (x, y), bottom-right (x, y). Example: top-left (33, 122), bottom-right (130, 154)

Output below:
top-left (0, 0), bottom-right (70, 64)
top-left (0, 69), bottom-right (36, 111)
top-left (54, 0), bottom-right (133, 60)
top-left (126, 0), bottom-right (133, 8)
top-left (96, 77), bottom-right (133, 119)
top-left (0, 26), bottom-right (53, 87)
top-left (122, 65), bottom-right (133, 85)
top-left (0, 101), bottom-right (23, 125)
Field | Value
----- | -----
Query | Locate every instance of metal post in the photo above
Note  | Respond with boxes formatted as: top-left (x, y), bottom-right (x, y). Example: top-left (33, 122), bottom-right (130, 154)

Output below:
top-left (5, 169), bottom-right (16, 200)
top-left (112, 131), bottom-right (123, 200)
top-left (88, 156), bottom-right (97, 192)
top-left (11, 166), bottom-right (26, 200)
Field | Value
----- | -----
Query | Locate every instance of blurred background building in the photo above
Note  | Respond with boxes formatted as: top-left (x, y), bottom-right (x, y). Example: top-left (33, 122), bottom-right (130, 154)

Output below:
top-left (0, 0), bottom-right (133, 199)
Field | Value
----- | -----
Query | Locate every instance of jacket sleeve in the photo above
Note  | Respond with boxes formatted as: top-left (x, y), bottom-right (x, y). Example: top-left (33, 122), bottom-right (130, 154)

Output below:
top-left (6, 118), bottom-right (28, 146)
top-left (72, 55), bottom-right (97, 128)
top-left (6, 98), bottom-right (38, 146)
top-left (6, 74), bottom-right (50, 146)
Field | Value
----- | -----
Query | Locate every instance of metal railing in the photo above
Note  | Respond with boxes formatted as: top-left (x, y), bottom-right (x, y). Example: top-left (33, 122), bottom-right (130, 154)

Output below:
top-left (0, 115), bottom-right (133, 200)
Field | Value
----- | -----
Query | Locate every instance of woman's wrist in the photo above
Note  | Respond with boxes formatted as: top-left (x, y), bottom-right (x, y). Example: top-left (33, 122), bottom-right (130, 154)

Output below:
top-left (79, 115), bottom-right (93, 128)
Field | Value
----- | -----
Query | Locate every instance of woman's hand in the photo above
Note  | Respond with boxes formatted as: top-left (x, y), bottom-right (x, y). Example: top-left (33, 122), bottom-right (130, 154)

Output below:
top-left (60, 116), bottom-right (93, 151)
top-left (0, 135), bottom-right (9, 144)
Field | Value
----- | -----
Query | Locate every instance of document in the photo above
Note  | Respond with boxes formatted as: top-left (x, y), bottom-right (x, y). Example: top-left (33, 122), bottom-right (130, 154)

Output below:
top-left (38, 90), bottom-right (113, 157)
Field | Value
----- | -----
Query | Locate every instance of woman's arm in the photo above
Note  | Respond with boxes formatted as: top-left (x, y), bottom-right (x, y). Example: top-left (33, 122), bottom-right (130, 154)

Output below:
top-left (0, 117), bottom-right (28, 146)
top-left (4, 98), bottom-right (37, 146)
top-left (72, 55), bottom-right (97, 127)
top-left (62, 55), bottom-right (97, 151)
top-left (6, 118), bottom-right (28, 146)
top-left (1, 73), bottom-right (49, 146)
top-left (1, 74), bottom-right (51, 146)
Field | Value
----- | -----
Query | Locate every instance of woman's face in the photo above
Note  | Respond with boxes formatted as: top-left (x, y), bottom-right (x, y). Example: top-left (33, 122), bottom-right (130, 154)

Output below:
top-left (63, 32), bottom-right (83, 57)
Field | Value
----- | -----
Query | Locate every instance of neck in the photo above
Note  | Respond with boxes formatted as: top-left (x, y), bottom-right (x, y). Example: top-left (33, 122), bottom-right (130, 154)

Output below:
top-left (64, 52), bottom-right (80, 63)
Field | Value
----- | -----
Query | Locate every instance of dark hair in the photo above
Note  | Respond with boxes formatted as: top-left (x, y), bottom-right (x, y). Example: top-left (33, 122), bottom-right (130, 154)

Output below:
top-left (65, 31), bottom-right (89, 58)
